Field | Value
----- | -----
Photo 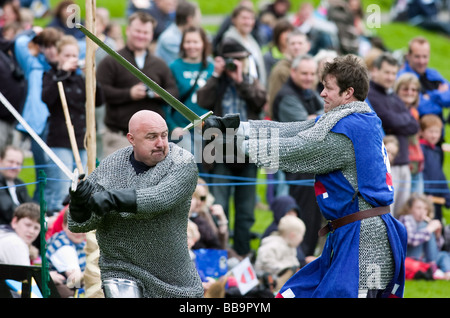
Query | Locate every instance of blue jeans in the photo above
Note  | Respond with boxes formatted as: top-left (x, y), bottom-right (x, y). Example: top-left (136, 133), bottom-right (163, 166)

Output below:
top-left (45, 147), bottom-right (87, 213)
top-left (407, 221), bottom-right (450, 272)
top-left (209, 163), bottom-right (257, 256)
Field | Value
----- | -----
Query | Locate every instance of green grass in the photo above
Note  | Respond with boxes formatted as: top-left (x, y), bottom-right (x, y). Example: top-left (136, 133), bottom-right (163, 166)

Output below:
top-left (26, 0), bottom-right (450, 298)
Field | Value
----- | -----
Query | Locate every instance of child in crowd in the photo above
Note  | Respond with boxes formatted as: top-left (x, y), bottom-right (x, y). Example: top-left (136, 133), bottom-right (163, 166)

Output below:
top-left (46, 211), bottom-right (86, 297)
top-left (398, 194), bottom-right (450, 280)
top-left (383, 135), bottom-right (399, 167)
top-left (187, 219), bottom-right (219, 295)
top-left (0, 202), bottom-right (40, 266)
top-left (419, 114), bottom-right (450, 221)
top-left (255, 214), bottom-right (305, 290)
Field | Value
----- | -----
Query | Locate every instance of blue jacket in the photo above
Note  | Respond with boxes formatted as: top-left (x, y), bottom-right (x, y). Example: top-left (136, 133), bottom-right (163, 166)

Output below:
top-left (14, 31), bottom-right (51, 135)
top-left (276, 112), bottom-right (407, 298)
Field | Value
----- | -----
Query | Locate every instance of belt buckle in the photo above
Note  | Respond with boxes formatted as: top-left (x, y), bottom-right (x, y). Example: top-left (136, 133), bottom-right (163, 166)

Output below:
top-left (326, 220), bottom-right (335, 234)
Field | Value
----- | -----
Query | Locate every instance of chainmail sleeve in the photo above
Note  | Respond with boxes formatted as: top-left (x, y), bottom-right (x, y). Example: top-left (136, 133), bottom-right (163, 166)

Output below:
top-left (248, 124), bottom-right (355, 175)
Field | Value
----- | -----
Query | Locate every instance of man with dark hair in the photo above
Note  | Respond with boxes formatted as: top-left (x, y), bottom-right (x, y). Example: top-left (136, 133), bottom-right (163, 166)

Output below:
top-left (368, 52), bottom-right (419, 216)
top-left (97, 11), bottom-right (178, 157)
top-left (155, 0), bottom-right (201, 65)
top-left (203, 54), bottom-right (407, 298)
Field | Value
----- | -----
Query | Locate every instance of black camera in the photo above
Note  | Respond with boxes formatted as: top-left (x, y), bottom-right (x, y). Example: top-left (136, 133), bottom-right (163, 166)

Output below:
top-left (225, 58), bottom-right (237, 72)
top-left (145, 86), bottom-right (156, 98)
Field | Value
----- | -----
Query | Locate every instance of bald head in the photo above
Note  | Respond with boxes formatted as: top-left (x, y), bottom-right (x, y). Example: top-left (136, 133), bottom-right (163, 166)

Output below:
top-left (128, 110), bottom-right (166, 134)
top-left (127, 110), bottom-right (169, 166)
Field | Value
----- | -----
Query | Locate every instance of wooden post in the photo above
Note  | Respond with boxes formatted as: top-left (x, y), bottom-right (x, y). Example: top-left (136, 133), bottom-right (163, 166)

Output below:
top-left (84, 0), bottom-right (104, 298)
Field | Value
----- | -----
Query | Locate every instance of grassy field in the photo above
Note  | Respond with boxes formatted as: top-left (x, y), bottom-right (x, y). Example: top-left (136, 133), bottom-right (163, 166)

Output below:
top-left (27, 0), bottom-right (450, 298)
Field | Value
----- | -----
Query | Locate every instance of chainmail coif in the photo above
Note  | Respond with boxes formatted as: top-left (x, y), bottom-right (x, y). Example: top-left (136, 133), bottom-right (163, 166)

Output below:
top-left (247, 101), bottom-right (394, 291)
top-left (68, 144), bottom-right (204, 298)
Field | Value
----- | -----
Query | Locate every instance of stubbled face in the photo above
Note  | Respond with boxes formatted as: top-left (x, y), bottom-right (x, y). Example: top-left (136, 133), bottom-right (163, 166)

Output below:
top-left (128, 116), bottom-right (169, 166)
top-left (320, 75), bottom-right (346, 112)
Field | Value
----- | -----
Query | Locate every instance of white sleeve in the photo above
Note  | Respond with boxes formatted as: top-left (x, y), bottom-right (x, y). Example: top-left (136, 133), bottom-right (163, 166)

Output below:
top-left (0, 234), bottom-right (30, 265)
top-left (48, 246), bottom-right (80, 273)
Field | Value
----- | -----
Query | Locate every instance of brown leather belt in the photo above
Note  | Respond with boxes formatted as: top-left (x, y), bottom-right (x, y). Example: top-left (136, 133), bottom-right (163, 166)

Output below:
top-left (318, 206), bottom-right (390, 237)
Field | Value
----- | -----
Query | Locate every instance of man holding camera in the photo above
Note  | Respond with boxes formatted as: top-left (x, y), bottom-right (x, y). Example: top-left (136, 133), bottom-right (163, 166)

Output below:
top-left (196, 37), bottom-right (266, 257)
top-left (97, 11), bottom-right (178, 157)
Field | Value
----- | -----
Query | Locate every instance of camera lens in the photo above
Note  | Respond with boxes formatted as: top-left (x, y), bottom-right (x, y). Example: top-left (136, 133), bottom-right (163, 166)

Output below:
top-left (225, 58), bottom-right (237, 71)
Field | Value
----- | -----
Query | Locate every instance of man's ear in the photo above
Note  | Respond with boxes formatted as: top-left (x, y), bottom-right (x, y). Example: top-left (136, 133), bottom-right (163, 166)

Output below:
top-left (345, 87), bottom-right (355, 99)
top-left (127, 133), bottom-right (135, 146)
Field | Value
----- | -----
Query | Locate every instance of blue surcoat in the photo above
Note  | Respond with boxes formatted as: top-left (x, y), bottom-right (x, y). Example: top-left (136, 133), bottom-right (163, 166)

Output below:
top-left (277, 112), bottom-right (407, 298)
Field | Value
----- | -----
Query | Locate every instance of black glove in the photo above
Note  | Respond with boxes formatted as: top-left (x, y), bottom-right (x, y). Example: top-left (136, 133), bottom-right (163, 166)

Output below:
top-left (202, 114), bottom-right (240, 134)
top-left (69, 178), bottom-right (95, 204)
top-left (69, 178), bottom-right (95, 223)
top-left (87, 189), bottom-right (137, 217)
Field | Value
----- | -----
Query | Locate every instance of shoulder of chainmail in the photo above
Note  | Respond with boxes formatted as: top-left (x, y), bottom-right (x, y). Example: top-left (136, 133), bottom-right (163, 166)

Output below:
top-left (297, 101), bottom-right (372, 142)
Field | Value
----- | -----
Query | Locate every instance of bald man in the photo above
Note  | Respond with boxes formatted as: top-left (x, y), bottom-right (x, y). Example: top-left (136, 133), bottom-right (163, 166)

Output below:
top-left (68, 110), bottom-right (203, 298)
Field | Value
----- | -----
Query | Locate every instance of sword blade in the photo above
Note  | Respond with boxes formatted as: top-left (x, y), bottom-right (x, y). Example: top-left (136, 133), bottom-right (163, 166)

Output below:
top-left (76, 23), bottom-right (203, 126)
top-left (0, 91), bottom-right (73, 180)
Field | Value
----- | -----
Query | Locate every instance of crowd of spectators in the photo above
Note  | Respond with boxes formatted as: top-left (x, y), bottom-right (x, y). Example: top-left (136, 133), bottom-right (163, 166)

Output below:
top-left (0, 0), bottom-right (449, 297)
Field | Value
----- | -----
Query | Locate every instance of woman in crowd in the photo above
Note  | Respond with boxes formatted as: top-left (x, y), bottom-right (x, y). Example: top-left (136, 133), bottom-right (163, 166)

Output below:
top-left (394, 73), bottom-right (424, 195)
top-left (168, 26), bottom-right (214, 151)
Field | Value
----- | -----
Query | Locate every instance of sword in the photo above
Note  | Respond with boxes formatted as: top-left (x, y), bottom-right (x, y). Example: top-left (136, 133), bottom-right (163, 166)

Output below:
top-left (76, 23), bottom-right (212, 131)
top-left (0, 92), bottom-right (80, 190)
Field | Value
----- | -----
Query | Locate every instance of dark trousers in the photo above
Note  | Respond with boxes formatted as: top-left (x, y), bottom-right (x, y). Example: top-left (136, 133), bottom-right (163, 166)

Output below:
top-left (209, 163), bottom-right (257, 256)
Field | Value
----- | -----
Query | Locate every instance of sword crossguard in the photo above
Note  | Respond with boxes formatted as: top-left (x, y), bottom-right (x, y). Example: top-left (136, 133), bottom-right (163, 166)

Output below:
top-left (182, 111), bottom-right (214, 131)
